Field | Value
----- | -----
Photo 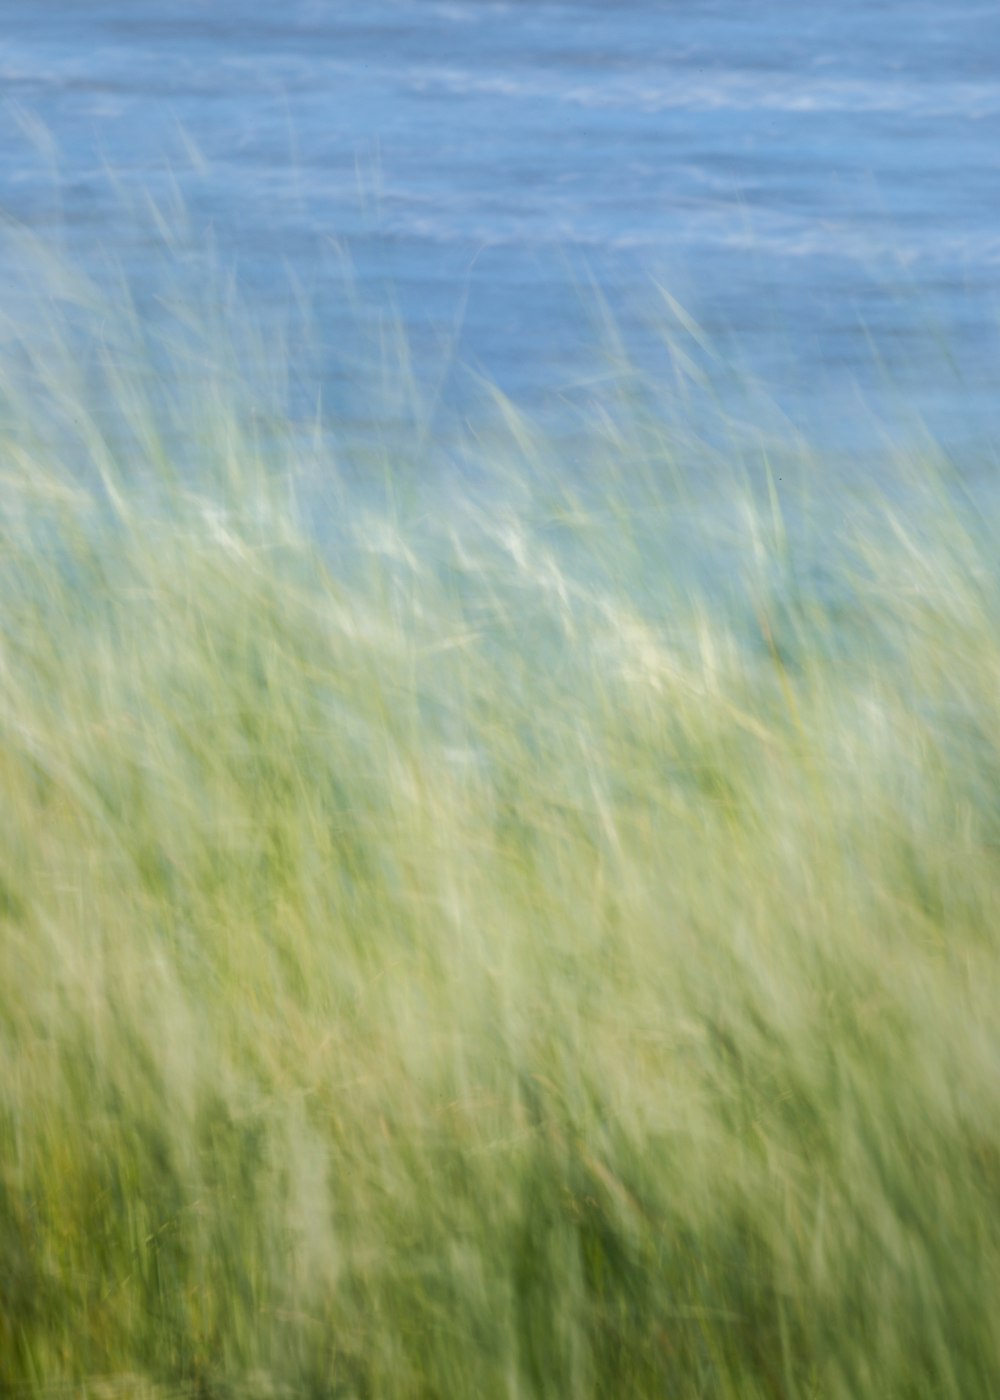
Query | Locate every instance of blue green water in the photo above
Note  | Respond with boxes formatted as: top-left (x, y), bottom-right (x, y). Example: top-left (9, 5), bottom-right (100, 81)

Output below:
top-left (1, 0), bottom-right (998, 473)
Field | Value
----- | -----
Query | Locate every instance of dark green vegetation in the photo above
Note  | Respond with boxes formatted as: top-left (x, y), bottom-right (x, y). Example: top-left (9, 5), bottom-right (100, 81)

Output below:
top-left (2, 266), bottom-right (1000, 1398)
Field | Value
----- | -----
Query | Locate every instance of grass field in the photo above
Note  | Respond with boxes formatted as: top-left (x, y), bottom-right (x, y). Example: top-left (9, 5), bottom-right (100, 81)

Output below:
top-left (2, 264), bottom-right (1000, 1398)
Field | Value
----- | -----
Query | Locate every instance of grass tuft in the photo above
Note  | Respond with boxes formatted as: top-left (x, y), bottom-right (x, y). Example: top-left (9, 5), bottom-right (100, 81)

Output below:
top-left (2, 258), bottom-right (1000, 1398)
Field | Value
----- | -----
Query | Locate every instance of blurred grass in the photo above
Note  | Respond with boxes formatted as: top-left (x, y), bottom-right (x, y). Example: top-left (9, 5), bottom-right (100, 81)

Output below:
top-left (2, 255), bottom-right (1000, 1400)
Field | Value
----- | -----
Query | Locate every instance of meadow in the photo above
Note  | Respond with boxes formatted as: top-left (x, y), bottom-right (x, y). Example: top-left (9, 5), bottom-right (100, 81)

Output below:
top-left (2, 255), bottom-right (1000, 1398)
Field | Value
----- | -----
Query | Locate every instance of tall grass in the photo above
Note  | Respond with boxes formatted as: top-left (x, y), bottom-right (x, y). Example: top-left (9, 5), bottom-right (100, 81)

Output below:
top-left (2, 257), bottom-right (1000, 1398)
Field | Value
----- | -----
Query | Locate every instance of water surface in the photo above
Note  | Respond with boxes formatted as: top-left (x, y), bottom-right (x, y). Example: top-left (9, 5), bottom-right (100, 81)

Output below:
top-left (1, 0), bottom-right (998, 474)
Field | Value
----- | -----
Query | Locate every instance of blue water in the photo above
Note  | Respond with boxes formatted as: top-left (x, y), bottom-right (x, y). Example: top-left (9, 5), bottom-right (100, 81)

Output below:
top-left (1, 0), bottom-right (998, 473)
